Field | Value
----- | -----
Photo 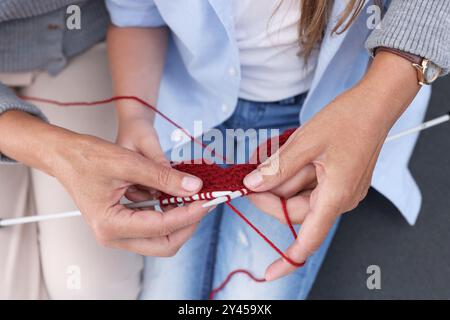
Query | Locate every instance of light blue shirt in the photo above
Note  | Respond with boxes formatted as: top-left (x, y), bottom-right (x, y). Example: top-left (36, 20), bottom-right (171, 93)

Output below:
top-left (106, 0), bottom-right (432, 225)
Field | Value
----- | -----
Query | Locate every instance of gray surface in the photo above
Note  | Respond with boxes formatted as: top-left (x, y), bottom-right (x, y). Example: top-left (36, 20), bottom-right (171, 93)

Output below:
top-left (309, 76), bottom-right (450, 300)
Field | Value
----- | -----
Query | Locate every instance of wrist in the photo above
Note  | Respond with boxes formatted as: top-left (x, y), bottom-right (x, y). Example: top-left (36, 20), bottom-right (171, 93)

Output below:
top-left (357, 51), bottom-right (421, 129)
top-left (48, 130), bottom-right (88, 178)
top-left (117, 100), bottom-right (155, 124)
top-left (117, 116), bottom-right (158, 150)
top-left (0, 110), bottom-right (83, 177)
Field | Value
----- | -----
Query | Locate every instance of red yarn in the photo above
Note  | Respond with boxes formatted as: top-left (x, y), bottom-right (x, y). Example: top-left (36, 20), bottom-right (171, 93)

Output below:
top-left (208, 199), bottom-right (301, 300)
top-left (208, 269), bottom-right (265, 300)
top-left (20, 95), bottom-right (306, 299)
top-left (158, 163), bottom-right (257, 202)
top-left (226, 201), bottom-right (303, 268)
top-left (20, 95), bottom-right (227, 163)
top-left (281, 197), bottom-right (297, 239)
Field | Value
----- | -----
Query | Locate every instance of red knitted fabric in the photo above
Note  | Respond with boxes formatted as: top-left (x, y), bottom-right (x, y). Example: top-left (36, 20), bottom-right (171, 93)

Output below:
top-left (158, 163), bottom-right (256, 202)
top-left (158, 128), bottom-right (296, 203)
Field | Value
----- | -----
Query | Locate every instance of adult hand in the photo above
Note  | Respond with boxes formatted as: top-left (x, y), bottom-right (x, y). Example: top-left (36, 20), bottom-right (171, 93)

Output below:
top-left (244, 52), bottom-right (421, 281)
top-left (245, 86), bottom-right (384, 279)
top-left (0, 110), bottom-right (206, 256)
top-left (59, 134), bottom-right (207, 256)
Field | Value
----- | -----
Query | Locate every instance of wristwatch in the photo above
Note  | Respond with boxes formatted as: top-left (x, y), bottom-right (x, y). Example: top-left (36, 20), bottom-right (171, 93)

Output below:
top-left (374, 47), bottom-right (442, 86)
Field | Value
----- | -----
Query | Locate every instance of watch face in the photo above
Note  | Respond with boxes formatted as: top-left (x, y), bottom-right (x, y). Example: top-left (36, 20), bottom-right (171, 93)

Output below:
top-left (424, 61), bottom-right (442, 84)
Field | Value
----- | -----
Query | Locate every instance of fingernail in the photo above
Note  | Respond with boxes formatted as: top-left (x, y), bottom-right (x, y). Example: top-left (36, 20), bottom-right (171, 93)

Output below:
top-left (244, 170), bottom-right (263, 189)
top-left (265, 272), bottom-right (274, 282)
top-left (264, 258), bottom-right (290, 282)
top-left (264, 265), bottom-right (279, 282)
top-left (207, 205), bottom-right (217, 213)
top-left (182, 176), bottom-right (202, 192)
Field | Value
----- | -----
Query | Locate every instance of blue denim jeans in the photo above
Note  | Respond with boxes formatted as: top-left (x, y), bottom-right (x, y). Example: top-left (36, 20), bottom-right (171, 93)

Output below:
top-left (140, 94), bottom-right (339, 300)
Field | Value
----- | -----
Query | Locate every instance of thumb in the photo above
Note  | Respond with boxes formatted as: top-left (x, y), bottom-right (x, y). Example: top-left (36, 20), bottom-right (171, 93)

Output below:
top-left (243, 137), bottom-right (315, 192)
top-left (124, 154), bottom-right (203, 197)
top-left (120, 128), bottom-right (203, 197)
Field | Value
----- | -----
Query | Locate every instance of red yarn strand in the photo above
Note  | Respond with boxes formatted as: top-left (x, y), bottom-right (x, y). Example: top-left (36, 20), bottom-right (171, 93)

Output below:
top-left (208, 269), bottom-right (265, 300)
top-left (281, 197), bottom-right (297, 239)
top-left (226, 201), bottom-right (303, 268)
top-left (209, 199), bottom-right (303, 299)
top-left (19, 95), bottom-right (227, 163)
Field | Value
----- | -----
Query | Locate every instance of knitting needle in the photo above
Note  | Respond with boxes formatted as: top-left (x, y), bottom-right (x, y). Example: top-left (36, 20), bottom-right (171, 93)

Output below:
top-left (0, 192), bottom-right (233, 228)
top-left (0, 211), bottom-right (81, 228)
top-left (160, 191), bottom-right (233, 205)
top-left (203, 189), bottom-right (249, 208)
top-left (386, 112), bottom-right (450, 142)
top-left (202, 112), bottom-right (450, 208)
top-left (0, 199), bottom-right (160, 228)
top-left (126, 199), bottom-right (161, 209)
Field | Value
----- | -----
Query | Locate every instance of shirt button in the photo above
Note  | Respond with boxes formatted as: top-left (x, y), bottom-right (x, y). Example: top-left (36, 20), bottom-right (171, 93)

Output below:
top-left (221, 103), bottom-right (229, 113)
top-left (228, 67), bottom-right (238, 77)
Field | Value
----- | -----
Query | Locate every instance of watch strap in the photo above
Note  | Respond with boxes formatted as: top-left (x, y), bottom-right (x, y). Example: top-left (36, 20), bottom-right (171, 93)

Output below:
top-left (374, 47), bottom-right (423, 65)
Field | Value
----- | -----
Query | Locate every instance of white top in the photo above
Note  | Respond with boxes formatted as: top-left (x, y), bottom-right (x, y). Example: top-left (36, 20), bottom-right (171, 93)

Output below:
top-left (233, 0), bottom-right (318, 102)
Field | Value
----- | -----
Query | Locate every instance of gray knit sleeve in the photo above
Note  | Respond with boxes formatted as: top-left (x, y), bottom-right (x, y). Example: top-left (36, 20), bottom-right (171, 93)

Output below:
top-left (0, 83), bottom-right (48, 163)
top-left (366, 0), bottom-right (450, 74)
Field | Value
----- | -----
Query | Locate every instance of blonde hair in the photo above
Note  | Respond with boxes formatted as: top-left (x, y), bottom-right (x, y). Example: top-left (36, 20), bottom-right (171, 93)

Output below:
top-left (298, 0), bottom-right (381, 60)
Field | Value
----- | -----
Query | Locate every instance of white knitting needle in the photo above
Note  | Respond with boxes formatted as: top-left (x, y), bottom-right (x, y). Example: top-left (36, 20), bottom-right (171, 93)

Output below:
top-left (202, 189), bottom-right (249, 208)
top-left (202, 112), bottom-right (450, 208)
top-left (160, 191), bottom-right (233, 205)
top-left (0, 192), bottom-right (233, 228)
top-left (0, 211), bottom-right (82, 228)
top-left (0, 199), bottom-right (160, 228)
top-left (386, 112), bottom-right (450, 142)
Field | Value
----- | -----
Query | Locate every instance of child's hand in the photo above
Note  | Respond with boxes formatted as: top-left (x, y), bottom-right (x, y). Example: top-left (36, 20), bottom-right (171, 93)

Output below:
top-left (116, 114), bottom-right (186, 203)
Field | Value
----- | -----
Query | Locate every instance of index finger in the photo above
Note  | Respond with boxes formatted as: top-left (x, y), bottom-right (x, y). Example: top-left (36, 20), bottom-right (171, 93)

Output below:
top-left (264, 179), bottom-right (340, 281)
top-left (244, 132), bottom-right (317, 192)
